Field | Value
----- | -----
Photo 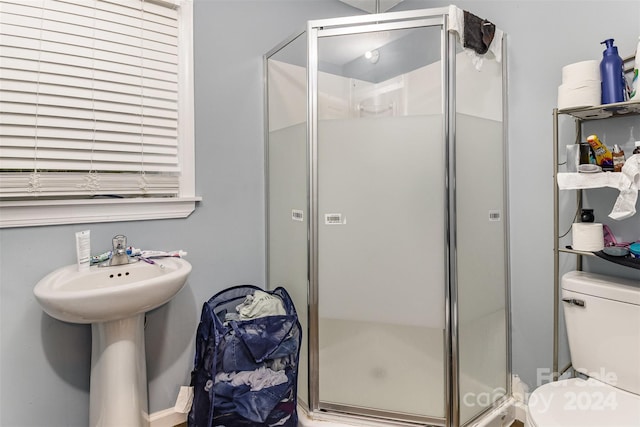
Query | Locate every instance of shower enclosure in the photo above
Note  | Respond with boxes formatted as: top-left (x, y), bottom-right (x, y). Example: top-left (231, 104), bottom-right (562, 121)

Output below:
top-left (264, 8), bottom-right (509, 427)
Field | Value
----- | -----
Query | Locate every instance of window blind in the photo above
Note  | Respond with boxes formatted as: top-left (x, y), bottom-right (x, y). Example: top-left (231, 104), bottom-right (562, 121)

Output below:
top-left (0, 0), bottom-right (180, 199)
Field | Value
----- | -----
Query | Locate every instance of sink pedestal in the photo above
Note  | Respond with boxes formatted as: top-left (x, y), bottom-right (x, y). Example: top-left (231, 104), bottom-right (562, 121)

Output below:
top-left (90, 314), bottom-right (149, 427)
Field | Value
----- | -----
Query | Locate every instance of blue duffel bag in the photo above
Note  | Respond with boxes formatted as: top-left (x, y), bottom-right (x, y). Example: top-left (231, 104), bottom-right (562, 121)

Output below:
top-left (189, 285), bottom-right (301, 427)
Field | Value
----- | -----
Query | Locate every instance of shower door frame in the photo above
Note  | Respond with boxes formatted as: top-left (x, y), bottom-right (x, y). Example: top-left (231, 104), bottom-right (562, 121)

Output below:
top-left (308, 11), bottom-right (451, 426)
top-left (264, 7), bottom-right (512, 427)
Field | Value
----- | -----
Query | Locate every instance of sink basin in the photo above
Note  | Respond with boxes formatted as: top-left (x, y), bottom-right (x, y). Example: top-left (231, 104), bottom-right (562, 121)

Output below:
top-left (34, 257), bottom-right (192, 324)
top-left (34, 257), bottom-right (192, 427)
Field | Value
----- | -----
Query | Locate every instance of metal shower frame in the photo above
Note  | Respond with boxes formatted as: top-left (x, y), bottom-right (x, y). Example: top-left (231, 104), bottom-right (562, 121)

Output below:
top-left (263, 7), bottom-right (511, 427)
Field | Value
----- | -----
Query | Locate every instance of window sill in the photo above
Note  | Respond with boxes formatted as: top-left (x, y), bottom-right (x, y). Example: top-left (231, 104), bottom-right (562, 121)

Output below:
top-left (0, 196), bottom-right (202, 228)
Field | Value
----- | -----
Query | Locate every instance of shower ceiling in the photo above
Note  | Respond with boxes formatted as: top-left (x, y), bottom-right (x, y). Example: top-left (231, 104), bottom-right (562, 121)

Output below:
top-left (320, 27), bottom-right (441, 83)
top-left (274, 29), bottom-right (412, 77)
top-left (321, 30), bottom-right (397, 66)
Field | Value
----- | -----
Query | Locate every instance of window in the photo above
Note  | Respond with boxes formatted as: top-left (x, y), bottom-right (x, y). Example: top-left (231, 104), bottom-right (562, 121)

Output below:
top-left (0, 0), bottom-right (198, 228)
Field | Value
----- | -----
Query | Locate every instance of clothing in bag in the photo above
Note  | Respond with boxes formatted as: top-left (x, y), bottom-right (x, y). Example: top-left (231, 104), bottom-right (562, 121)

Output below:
top-left (189, 285), bottom-right (301, 427)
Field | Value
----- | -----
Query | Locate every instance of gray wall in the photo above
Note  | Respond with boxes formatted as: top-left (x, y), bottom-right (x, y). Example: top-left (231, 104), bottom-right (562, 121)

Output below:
top-left (0, 1), bottom-right (639, 426)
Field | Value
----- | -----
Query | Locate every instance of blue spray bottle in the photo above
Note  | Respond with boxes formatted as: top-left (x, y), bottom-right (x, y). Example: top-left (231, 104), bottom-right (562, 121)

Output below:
top-left (600, 39), bottom-right (626, 104)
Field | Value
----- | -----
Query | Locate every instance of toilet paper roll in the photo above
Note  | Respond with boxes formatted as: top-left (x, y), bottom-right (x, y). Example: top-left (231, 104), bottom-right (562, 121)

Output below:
top-left (558, 81), bottom-right (601, 109)
top-left (562, 60), bottom-right (600, 83)
top-left (572, 223), bottom-right (604, 252)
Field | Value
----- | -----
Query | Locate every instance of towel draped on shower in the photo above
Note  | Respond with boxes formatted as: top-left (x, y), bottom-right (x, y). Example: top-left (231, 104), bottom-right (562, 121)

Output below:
top-left (448, 5), bottom-right (504, 70)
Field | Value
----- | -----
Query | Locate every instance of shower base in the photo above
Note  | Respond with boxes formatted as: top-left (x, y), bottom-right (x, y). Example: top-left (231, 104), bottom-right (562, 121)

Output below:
top-left (297, 398), bottom-right (520, 427)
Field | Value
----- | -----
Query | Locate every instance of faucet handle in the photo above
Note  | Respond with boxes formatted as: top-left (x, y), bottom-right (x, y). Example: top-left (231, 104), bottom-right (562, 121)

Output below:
top-left (112, 234), bottom-right (127, 253)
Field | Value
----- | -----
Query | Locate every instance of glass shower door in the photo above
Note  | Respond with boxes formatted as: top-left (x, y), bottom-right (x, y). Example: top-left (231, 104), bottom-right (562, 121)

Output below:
top-left (315, 24), bottom-right (446, 421)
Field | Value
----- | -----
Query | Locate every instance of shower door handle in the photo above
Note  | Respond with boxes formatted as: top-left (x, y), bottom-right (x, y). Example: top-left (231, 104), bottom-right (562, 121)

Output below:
top-left (562, 298), bottom-right (585, 308)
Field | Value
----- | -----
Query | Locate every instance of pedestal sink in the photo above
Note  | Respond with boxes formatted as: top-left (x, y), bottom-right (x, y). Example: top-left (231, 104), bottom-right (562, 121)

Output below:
top-left (34, 257), bottom-right (192, 427)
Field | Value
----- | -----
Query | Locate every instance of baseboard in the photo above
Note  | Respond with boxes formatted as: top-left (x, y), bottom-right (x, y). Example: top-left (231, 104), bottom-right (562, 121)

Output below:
top-left (149, 407), bottom-right (187, 427)
top-left (514, 401), bottom-right (527, 424)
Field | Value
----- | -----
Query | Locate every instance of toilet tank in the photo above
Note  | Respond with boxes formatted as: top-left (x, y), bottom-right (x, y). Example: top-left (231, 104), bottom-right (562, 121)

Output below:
top-left (562, 270), bottom-right (640, 396)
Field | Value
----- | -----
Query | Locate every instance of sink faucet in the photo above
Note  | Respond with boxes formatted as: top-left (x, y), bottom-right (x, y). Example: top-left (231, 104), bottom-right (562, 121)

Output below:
top-left (109, 235), bottom-right (130, 266)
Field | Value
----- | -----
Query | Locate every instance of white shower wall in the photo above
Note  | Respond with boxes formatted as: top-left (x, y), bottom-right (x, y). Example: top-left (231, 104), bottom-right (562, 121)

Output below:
top-left (318, 115), bottom-right (445, 329)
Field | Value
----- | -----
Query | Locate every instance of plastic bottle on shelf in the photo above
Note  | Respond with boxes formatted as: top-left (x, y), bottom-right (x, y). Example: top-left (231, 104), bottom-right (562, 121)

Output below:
top-left (600, 39), bottom-right (626, 104)
top-left (612, 144), bottom-right (625, 172)
top-left (586, 134), bottom-right (614, 170)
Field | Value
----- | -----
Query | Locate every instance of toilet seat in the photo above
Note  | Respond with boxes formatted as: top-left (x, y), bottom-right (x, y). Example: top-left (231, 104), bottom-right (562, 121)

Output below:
top-left (527, 377), bottom-right (640, 427)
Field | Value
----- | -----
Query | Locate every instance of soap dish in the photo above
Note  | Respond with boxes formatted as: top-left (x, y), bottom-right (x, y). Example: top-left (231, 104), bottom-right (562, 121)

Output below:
top-left (602, 246), bottom-right (629, 257)
top-left (578, 164), bottom-right (601, 173)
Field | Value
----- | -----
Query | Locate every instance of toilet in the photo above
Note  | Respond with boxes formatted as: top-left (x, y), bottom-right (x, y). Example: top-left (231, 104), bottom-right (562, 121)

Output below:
top-left (526, 270), bottom-right (640, 427)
